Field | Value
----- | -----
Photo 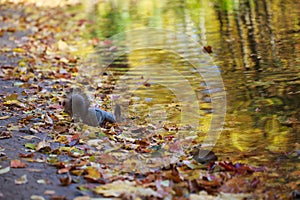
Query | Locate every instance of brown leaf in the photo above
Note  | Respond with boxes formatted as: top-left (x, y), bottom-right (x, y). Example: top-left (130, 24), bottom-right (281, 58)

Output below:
top-left (163, 166), bottom-right (182, 183)
top-left (49, 196), bottom-right (67, 200)
top-left (57, 167), bottom-right (71, 174)
top-left (59, 173), bottom-right (72, 186)
top-left (0, 131), bottom-right (12, 139)
top-left (203, 46), bottom-right (213, 54)
top-left (218, 161), bottom-right (265, 174)
top-left (197, 179), bottom-right (221, 187)
top-left (219, 177), bottom-right (251, 193)
top-left (19, 152), bottom-right (34, 158)
top-left (11, 159), bottom-right (27, 168)
top-left (36, 140), bottom-right (51, 153)
top-left (67, 133), bottom-right (80, 146)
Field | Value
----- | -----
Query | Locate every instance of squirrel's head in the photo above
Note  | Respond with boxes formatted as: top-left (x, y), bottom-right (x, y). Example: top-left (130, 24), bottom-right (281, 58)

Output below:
top-left (62, 97), bottom-right (72, 115)
top-left (62, 89), bottom-right (90, 117)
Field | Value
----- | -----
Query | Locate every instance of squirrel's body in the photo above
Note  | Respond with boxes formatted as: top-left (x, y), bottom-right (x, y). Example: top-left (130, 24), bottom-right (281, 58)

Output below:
top-left (63, 92), bottom-right (116, 127)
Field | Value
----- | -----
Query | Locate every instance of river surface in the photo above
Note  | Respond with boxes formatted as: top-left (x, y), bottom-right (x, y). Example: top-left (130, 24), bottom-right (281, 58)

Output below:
top-left (75, 0), bottom-right (299, 193)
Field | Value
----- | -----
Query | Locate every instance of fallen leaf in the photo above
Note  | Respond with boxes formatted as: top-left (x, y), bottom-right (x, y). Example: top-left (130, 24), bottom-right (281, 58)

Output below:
top-left (0, 115), bottom-right (10, 120)
top-left (163, 166), bottom-right (182, 183)
top-left (30, 195), bottom-right (45, 200)
top-left (84, 167), bottom-right (102, 182)
top-left (0, 166), bottom-right (10, 174)
top-left (77, 184), bottom-right (96, 191)
top-left (67, 133), bottom-right (80, 146)
top-left (10, 159), bottom-right (27, 168)
top-left (44, 114), bottom-right (53, 125)
top-left (5, 93), bottom-right (18, 101)
top-left (15, 174), bottom-right (28, 184)
top-left (13, 48), bottom-right (25, 53)
top-left (94, 180), bottom-right (161, 197)
top-left (190, 191), bottom-right (249, 200)
top-left (26, 168), bottom-right (43, 172)
top-left (36, 140), bottom-right (51, 153)
top-left (49, 195), bottom-right (67, 200)
top-left (0, 131), bottom-right (12, 139)
top-left (57, 167), bottom-right (71, 174)
top-left (71, 169), bottom-right (84, 176)
top-left (19, 152), bottom-right (34, 158)
top-left (21, 135), bottom-right (41, 140)
top-left (25, 143), bottom-right (37, 150)
top-left (29, 128), bottom-right (39, 134)
top-left (218, 161), bottom-right (265, 174)
top-left (44, 190), bottom-right (55, 195)
top-left (59, 173), bottom-right (72, 186)
top-left (3, 100), bottom-right (25, 108)
top-left (73, 196), bottom-right (91, 200)
top-left (219, 177), bottom-right (251, 193)
top-left (7, 125), bottom-right (20, 131)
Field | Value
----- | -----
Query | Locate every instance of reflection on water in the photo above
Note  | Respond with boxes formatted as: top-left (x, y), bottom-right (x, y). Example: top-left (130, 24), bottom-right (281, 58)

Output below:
top-left (93, 28), bottom-right (226, 146)
top-left (78, 0), bottom-right (299, 192)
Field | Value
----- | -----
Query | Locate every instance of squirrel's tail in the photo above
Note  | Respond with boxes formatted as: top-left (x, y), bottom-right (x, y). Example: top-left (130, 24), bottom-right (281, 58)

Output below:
top-left (114, 104), bottom-right (122, 122)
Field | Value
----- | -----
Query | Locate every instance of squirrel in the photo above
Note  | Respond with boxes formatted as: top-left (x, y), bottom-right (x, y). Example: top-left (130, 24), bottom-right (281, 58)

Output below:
top-left (63, 90), bottom-right (119, 127)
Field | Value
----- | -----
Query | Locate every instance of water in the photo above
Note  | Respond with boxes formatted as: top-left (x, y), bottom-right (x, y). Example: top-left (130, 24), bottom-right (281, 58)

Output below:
top-left (75, 0), bottom-right (299, 193)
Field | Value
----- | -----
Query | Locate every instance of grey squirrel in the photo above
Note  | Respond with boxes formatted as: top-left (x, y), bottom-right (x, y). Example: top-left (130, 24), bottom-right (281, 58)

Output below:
top-left (63, 91), bottom-right (120, 127)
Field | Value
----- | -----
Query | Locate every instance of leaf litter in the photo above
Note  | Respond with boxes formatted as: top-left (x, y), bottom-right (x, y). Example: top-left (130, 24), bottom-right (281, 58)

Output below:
top-left (0, 1), bottom-right (296, 199)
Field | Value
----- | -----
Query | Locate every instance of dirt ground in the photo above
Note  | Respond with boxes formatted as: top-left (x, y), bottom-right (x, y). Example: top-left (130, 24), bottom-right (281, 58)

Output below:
top-left (0, 3), bottom-right (92, 200)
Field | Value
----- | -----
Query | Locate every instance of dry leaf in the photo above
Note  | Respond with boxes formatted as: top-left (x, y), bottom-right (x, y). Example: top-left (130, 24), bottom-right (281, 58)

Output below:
top-left (19, 152), bottom-right (35, 158)
top-left (44, 190), bottom-right (55, 195)
top-left (59, 173), bottom-right (72, 186)
top-left (10, 160), bottom-right (27, 168)
top-left (0, 131), bottom-right (12, 139)
top-left (15, 174), bottom-right (28, 184)
top-left (0, 115), bottom-right (10, 120)
top-left (73, 197), bottom-right (91, 200)
top-left (49, 195), bottom-right (67, 200)
top-left (30, 195), bottom-right (45, 200)
top-left (57, 167), bottom-right (71, 174)
top-left (84, 167), bottom-right (102, 182)
top-left (0, 166), bottom-right (10, 174)
top-left (36, 140), bottom-right (51, 152)
top-left (94, 180), bottom-right (161, 197)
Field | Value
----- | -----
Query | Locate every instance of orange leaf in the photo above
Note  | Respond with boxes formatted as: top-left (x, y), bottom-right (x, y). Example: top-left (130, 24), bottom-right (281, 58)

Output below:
top-left (11, 160), bottom-right (27, 168)
top-left (19, 152), bottom-right (34, 158)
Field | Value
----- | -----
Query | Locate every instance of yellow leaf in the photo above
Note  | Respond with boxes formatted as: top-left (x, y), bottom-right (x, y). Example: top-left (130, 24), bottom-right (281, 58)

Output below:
top-left (5, 93), bottom-right (18, 101)
top-left (94, 180), bottom-right (161, 197)
top-left (0, 115), bottom-right (10, 120)
top-left (13, 48), bottom-right (25, 53)
top-left (86, 167), bottom-right (102, 179)
top-left (4, 100), bottom-right (25, 108)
